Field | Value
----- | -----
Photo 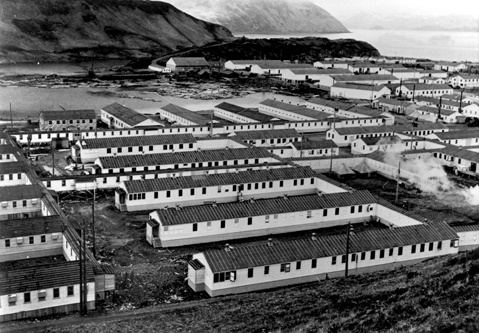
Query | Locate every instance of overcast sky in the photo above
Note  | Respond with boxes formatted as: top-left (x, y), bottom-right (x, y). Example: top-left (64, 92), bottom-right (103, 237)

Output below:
top-left (312, 0), bottom-right (479, 18)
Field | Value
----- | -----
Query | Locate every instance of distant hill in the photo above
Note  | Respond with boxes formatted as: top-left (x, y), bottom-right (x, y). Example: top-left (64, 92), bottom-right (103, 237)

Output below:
top-left (163, 0), bottom-right (349, 34)
top-left (342, 13), bottom-right (479, 32)
top-left (0, 0), bottom-right (234, 64)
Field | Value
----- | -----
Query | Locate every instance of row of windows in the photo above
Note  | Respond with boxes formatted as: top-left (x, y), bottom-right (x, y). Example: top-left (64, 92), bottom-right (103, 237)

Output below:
top-left (106, 143), bottom-right (194, 154)
top-left (214, 241), bottom-right (455, 282)
top-left (4, 234), bottom-right (59, 247)
top-left (48, 119), bottom-right (94, 124)
top-left (0, 154), bottom-right (11, 160)
top-left (1, 199), bottom-right (37, 208)
top-left (0, 173), bottom-right (21, 181)
top-left (7, 286), bottom-right (75, 307)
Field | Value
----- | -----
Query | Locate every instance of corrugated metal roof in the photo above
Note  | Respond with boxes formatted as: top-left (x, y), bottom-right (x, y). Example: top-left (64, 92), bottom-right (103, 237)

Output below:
top-left (346, 106), bottom-right (386, 117)
top-left (39, 110), bottom-right (96, 121)
top-left (161, 104), bottom-right (211, 125)
top-left (309, 69), bottom-right (353, 75)
top-left (291, 140), bottom-right (338, 150)
top-left (0, 145), bottom-right (20, 154)
top-left (435, 130), bottom-right (479, 140)
top-left (260, 100), bottom-right (331, 120)
top-left (235, 128), bottom-right (300, 140)
top-left (307, 97), bottom-right (354, 111)
top-left (334, 123), bottom-right (447, 136)
top-left (215, 102), bottom-right (277, 122)
top-left (401, 84), bottom-right (452, 91)
top-left (439, 145), bottom-right (479, 163)
top-left (98, 147), bottom-right (275, 169)
top-left (81, 133), bottom-right (196, 149)
top-left (155, 191), bottom-right (375, 226)
top-left (451, 224), bottom-right (479, 232)
top-left (102, 103), bottom-right (149, 127)
top-left (0, 261), bottom-right (94, 295)
top-left (0, 184), bottom-right (43, 201)
top-left (0, 215), bottom-right (63, 239)
top-left (189, 259), bottom-right (205, 270)
top-left (417, 106), bottom-right (456, 116)
top-left (332, 83), bottom-right (391, 92)
top-left (0, 161), bottom-right (30, 175)
top-left (376, 97), bottom-right (415, 107)
top-left (203, 221), bottom-right (457, 273)
top-left (170, 57), bottom-right (209, 66)
top-left (124, 166), bottom-right (318, 194)
top-left (332, 74), bottom-right (399, 82)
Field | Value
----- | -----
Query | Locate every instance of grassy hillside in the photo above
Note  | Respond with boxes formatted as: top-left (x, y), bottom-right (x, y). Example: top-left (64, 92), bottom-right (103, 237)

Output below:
top-left (39, 248), bottom-right (479, 333)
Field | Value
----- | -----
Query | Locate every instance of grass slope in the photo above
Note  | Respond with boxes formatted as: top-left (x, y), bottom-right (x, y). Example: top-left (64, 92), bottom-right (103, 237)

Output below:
top-left (41, 249), bottom-right (479, 333)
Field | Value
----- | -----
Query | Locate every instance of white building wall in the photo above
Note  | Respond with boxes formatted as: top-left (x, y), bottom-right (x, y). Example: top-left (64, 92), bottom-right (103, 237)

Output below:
top-left (0, 233), bottom-right (63, 262)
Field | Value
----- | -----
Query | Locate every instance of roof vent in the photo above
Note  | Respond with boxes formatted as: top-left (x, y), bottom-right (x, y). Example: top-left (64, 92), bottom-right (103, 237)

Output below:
top-left (225, 243), bottom-right (231, 252)
top-left (311, 233), bottom-right (317, 241)
top-left (212, 201), bottom-right (217, 207)
top-left (163, 205), bottom-right (169, 211)
top-left (250, 198), bottom-right (255, 204)
top-left (283, 194), bottom-right (288, 200)
top-left (267, 238), bottom-right (273, 246)
top-left (175, 204), bottom-right (181, 211)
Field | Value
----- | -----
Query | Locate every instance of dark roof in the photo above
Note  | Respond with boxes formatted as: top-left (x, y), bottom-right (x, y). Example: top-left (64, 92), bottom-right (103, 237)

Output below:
top-left (234, 128), bottom-right (300, 140)
top-left (451, 224), bottom-right (479, 232)
top-left (39, 110), bottom-right (96, 121)
top-left (202, 222), bottom-right (457, 273)
top-left (400, 84), bottom-right (452, 91)
top-left (0, 261), bottom-right (94, 295)
top-left (417, 106), bottom-right (456, 116)
top-left (440, 145), bottom-right (479, 163)
top-left (0, 215), bottom-right (63, 239)
top-left (189, 259), bottom-right (205, 270)
top-left (170, 57), bottom-right (209, 67)
top-left (98, 147), bottom-right (275, 169)
top-left (260, 99), bottom-right (331, 120)
top-left (435, 130), bottom-right (479, 141)
top-left (154, 191), bottom-right (375, 226)
top-left (346, 106), bottom-right (386, 117)
top-left (359, 135), bottom-right (402, 146)
top-left (309, 68), bottom-right (352, 75)
top-left (376, 97), bottom-right (415, 107)
top-left (81, 134), bottom-right (196, 149)
top-left (215, 103), bottom-right (277, 122)
top-left (0, 161), bottom-right (30, 175)
top-left (124, 166), bottom-right (318, 193)
top-left (161, 104), bottom-right (211, 125)
top-left (415, 96), bottom-right (462, 108)
top-left (0, 184), bottom-right (43, 201)
top-left (333, 123), bottom-right (447, 136)
top-left (307, 97), bottom-right (354, 111)
top-left (332, 83), bottom-right (391, 92)
top-left (0, 144), bottom-right (20, 154)
top-left (332, 74), bottom-right (399, 82)
top-left (102, 103), bottom-right (150, 127)
top-left (255, 62), bottom-right (313, 69)
top-left (291, 140), bottom-right (338, 150)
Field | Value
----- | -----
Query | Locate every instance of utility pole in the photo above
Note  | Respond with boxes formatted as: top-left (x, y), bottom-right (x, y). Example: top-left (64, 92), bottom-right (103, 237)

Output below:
top-left (51, 143), bottom-right (55, 177)
top-left (438, 96), bottom-right (442, 121)
top-left (345, 222), bottom-right (354, 277)
top-left (459, 89), bottom-right (464, 113)
top-left (395, 160), bottom-right (401, 203)
top-left (82, 221), bottom-right (88, 315)
top-left (79, 224), bottom-right (84, 315)
top-left (329, 108), bottom-right (337, 177)
top-left (412, 84), bottom-right (416, 102)
top-left (92, 183), bottom-right (96, 258)
top-left (210, 111), bottom-right (214, 137)
top-left (299, 132), bottom-right (304, 158)
top-left (9, 103), bottom-right (13, 130)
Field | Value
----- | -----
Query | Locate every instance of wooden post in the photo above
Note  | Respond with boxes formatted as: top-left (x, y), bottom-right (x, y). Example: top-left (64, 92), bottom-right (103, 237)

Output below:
top-left (329, 108), bottom-right (337, 177)
top-left (82, 222), bottom-right (88, 315)
top-left (79, 226), bottom-right (83, 315)
top-left (395, 160), bottom-right (401, 203)
top-left (92, 183), bottom-right (96, 258)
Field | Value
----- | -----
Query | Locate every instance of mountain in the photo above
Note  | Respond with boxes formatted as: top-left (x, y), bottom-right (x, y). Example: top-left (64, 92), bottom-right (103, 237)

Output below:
top-left (0, 0), bottom-right (233, 64)
top-left (163, 0), bottom-right (349, 34)
top-left (342, 13), bottom-right (479, 32)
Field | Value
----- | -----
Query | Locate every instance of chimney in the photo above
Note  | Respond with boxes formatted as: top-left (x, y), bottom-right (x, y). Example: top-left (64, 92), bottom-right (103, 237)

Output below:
top-left (311, 233), bottom-right (317, 241)
top-left (267, 238), bottom-right (273, 246)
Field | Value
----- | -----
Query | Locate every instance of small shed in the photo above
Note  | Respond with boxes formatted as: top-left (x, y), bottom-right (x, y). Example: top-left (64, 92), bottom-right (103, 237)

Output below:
top-left (333, 163), bottom-right (356, 180)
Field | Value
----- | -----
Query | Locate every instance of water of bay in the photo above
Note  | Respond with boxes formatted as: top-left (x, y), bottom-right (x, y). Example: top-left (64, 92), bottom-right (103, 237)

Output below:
top-left (237, 29), bottom-right (479, 62)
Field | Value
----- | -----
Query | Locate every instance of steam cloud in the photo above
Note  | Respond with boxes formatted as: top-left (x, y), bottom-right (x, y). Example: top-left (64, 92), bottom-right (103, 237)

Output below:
top-left (377, 138), bottom-right (479, 206)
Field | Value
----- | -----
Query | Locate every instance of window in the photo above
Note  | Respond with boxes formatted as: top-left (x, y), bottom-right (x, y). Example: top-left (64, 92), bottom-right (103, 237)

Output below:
top-left (279, 181), bottom-right (283, 187)
top-left (361, 252), bottom-right (366, 260)
top-left (13, 201), bottom-right (17, 208)
top-left (262, 182), bottom-right (266, 189)
top-left (247, 217), bottom-right (252, 225)
top-left (306, 211), bottom-right (312, 219)
top-left (269, 181), bottom-right (273, 188)
top-left (296, 261), bottom-right (301, 270)
top-left (420, 244), bottom-right (425, 252)
top-left (265, 215), bottom-right (270, 223)
top-left (193, 223), bottom-right (198, 232)
top-left (207, 222), bottom-right (211, 230)
top-left (166, 191), bottom-right (171, 198)
top-left (312, 258), bottom-right (317, 268)
top-left (202, 188), bottom-right (206, 195)
top-left (389, 248), bottom-right (394, 256)
top-left (350, 206), bottom-right (355, 214)
top-left (437, 241), bottom-right (442, 250)
top-left (17, 174), bottom-right (21, 180)
top-left (429, 242), bottom-right (434, 251)
top-left (280, 263), bottom-right (291, 273)
top-left (62, 180), bottom-right (66, 187)
top-left (214, 271), bottom-right (236, 283)
top-left (24, 292), bottom-right (31, 303)
top-left (154, 192), bottom-right (158, 199)
top-left (370, 251), bottom-right (376, 260)
top-left (128, 147), bottom-right (133, 152)
top-left (221, 220), bottom-right (225, 229)
top-left (164, 226), bottom-right (169, 232)
top-left (398, 247), bottom-right (403, 256)
top-left (8, 294), bottom-right (16, 306)
top-left (264, 266), bottom-right (269, 275)
top-left (294, 180), bottom-right (298, 186)
top-left (178, 189), bottom-right (183, 197)
top-left (341, 255), bottom-right (346, 263)
top-left (38, 290), bottom-right (46, 301)
top-left (53, 288), bottom-right (60, 298)
top-left (335, 208), bottom-right (339, 215)
top-left (29, 236), bottom-right (34, 245)
top-left (411, 245), bottom-right (416, 254)
top-left (331, 256), bottom-right (337, 265)
top-left (217, 186), bottom-right (222, 193)
top-left (380, 249), bottom-right (385, 258)
top-left (351, 253), bottom-right (356, 262)
top-left (323, 209), bottom-right (328, 217)
top-left (248, 268), bottom-right (254, 278)
top-left (255, 183), bottom-right (259, 190)
top-left (39, 235), bottom-right (46, 243)
top-left (310, 178), bottom-right (314, 184)
top-left (107, 148), bottom-right (111, 154)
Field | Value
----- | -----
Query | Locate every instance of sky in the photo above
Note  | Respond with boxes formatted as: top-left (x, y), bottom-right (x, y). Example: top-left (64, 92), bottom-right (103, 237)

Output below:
top-left (312, 0), bottom-right (479, 18)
